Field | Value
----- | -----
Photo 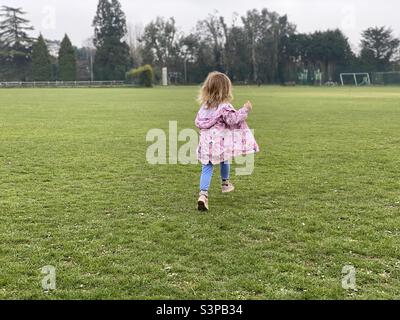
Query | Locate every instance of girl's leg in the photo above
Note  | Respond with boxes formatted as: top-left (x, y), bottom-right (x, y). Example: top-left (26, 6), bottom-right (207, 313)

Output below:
top-left (200, 162), bottom-right (214, 192)
top-left (221, 161), bottom-right (235, 193)
top-left (198, 163), bottom-right (213, 211)
top-left (220, 161), bottom-right (231, 182)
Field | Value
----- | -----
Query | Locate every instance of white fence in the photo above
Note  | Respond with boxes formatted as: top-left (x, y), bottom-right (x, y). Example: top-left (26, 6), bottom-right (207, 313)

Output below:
top-left (0, 81), bottom-right (130, 88)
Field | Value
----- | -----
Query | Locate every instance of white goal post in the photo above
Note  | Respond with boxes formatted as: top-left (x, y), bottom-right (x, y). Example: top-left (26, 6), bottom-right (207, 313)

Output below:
top-left (340, 73), bottom-right (371, 86)
top-left (162, 67), bottom-right (168, 86)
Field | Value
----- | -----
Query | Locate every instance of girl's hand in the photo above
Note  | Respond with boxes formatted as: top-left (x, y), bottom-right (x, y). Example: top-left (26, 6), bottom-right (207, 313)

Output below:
top-left (244, 101), bottom-right (253, 112)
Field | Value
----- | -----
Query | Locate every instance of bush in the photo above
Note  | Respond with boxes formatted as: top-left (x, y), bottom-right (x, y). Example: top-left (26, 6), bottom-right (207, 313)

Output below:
top-left (126, 65), bottom-right (154, 87)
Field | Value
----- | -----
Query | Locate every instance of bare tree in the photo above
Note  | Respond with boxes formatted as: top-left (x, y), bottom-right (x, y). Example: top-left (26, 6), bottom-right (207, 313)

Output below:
top-left (197, 11), bottom-right (227, 71)
top-left (127, 22), bottom-right (143, 67)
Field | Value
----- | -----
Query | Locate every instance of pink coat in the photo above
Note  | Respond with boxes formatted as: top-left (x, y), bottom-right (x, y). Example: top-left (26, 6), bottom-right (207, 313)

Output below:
top-left (195, 103), bottom-right (260, 165)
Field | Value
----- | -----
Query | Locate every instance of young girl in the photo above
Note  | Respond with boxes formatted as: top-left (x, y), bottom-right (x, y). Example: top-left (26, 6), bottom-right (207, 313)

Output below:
top-left (195, 72), bottom-right (259, 211)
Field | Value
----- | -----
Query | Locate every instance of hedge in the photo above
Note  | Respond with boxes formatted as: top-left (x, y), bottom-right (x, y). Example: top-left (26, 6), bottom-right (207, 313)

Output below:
top-left (126, 64), bottom-right (154, 87)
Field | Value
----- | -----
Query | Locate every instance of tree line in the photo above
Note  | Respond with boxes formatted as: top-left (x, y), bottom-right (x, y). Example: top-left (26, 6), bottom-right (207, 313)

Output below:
top-left (0, 1), bottom-right (399, 84)
top-left (0, 6), bottom-right (77, 81)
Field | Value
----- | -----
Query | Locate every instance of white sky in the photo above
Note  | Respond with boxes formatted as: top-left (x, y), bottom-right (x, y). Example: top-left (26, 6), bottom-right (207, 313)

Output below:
top-left (2, 0), bottom-right (400, 50)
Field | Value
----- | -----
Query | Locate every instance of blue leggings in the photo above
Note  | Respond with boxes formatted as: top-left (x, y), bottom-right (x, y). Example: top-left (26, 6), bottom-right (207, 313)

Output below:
top-left (200, 162), bottom-right (230, 192)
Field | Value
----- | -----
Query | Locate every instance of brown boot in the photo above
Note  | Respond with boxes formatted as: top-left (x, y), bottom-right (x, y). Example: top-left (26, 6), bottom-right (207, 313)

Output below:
top-left (198, 191), bottom-right (209, 211)
top-left (222, 181), bottom-right (235, 194)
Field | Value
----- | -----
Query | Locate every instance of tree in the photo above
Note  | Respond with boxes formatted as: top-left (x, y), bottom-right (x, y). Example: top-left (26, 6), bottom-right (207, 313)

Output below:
top-left (75, 37), bottom-right (96, 81)
top-left (92, 0), bottom-right (131, 80)
top-left (241, 9), bottom-right (265, 82)
top-left (141, 17), bottom-right (183, 83)
top-left (75, 45), bottom-right (95, 81)
top-left (279, 30), bottom-right (354, 83)
top-left (307, 30), bottom-right (353, 81)
top-left (0, 34), bottom-right (5, 80)
top-left (126, 64), bottom-right (153, 87)
top-left (141, 17), bottom-right (179, 68)
top-left (0, 6), bottom-right (34, 80)
top-left (179, 33), bottom-right (212, 83)
top-left (259, 10), bottom-right (280, 83)
top-left (276, 15), bottom-right (296, 83)
top-left (360, 27), bottom-right (400, 71)
top-left (224, 22), bottom-right (249, 81)
top-left (58, 34), bottom-right (77, 81)
top-left (241, 9), bottom-right (295, 83)
top-left (197, 13), bottom-right (227, 72)
top-left (31, 34), bottom-right (52, 81)
top-left (127, 23), bottom-right (144, 68)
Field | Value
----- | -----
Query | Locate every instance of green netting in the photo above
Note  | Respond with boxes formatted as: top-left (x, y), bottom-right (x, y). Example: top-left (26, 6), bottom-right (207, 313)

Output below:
top-left (372, 72), bottom-right (400, 85)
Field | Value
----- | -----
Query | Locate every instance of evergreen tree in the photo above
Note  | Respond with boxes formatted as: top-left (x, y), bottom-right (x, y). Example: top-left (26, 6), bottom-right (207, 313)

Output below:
top-left (31, 34), bottom-right (52, 81)
top-left (58, 34), bottom-right (77, 81)
top-left (0, 6), bottom-right (34, 80)
top-left (92, 0), bottom-right (131, 80)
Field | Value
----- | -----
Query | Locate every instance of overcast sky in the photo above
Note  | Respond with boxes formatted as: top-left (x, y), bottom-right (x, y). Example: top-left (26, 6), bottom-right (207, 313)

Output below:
top-left (2, 0), bottom-right (400, 50)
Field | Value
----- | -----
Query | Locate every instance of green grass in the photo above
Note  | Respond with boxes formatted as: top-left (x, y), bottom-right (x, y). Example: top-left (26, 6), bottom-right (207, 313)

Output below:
top-left (0, 86), bottom-right (399, 300)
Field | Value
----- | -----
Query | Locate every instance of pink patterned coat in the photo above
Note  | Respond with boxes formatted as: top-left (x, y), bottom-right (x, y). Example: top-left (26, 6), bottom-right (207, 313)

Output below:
top-left (195, 103), bottom-right (260, 165)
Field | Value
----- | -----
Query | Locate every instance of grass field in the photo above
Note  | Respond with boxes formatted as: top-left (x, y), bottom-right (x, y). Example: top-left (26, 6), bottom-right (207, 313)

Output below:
top-left (0, 86), bottom-right (399, 300)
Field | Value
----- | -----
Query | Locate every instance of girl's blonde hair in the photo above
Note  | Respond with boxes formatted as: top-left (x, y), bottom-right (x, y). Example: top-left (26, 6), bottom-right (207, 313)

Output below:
top-left (198, 72), bottom-right (233, 109)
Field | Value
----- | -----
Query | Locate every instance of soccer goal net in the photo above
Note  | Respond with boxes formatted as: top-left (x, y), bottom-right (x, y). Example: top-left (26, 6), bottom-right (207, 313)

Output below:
top-left (340, 73), bottom-right (371, 86)
top-left (372, 72), bottom-right (400, 85)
